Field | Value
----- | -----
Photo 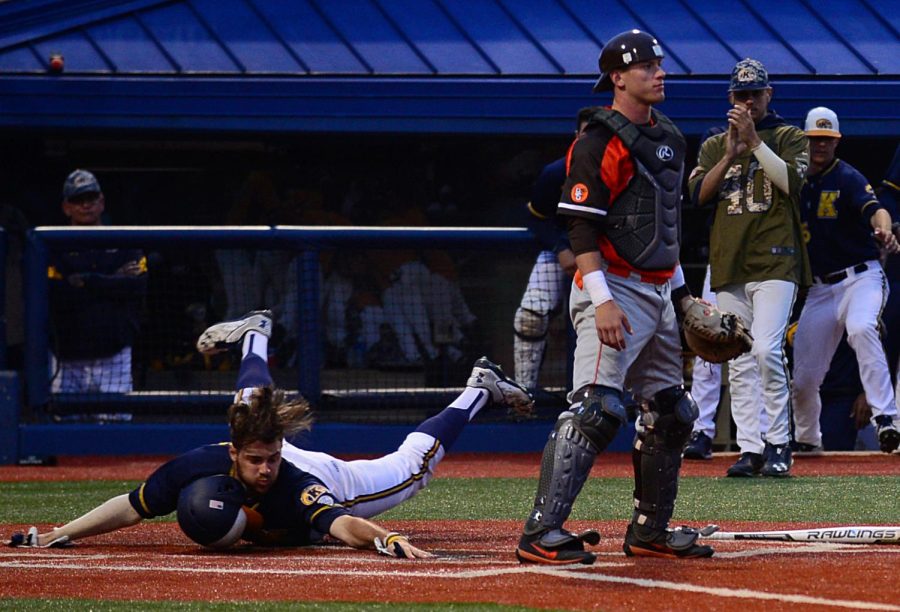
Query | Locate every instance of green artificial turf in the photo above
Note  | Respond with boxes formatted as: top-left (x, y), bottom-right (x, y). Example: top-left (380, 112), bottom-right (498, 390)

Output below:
top-left (1, 476), bottom-right (898, 525)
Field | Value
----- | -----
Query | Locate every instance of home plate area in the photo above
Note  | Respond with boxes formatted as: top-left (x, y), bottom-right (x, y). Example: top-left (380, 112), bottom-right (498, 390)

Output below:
top-left (1, 520), bottom-right (898, 611)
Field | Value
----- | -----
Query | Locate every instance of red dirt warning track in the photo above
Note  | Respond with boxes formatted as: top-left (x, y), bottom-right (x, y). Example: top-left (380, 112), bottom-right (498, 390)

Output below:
top-left (1, 453), bottom-right (898, 610)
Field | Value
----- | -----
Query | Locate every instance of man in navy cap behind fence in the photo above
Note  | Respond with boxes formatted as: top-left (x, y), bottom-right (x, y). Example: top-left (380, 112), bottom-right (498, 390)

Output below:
top-left (689, 59), bottom-right (810, 477)
top-left (48, 169), bottom-right (148, 395)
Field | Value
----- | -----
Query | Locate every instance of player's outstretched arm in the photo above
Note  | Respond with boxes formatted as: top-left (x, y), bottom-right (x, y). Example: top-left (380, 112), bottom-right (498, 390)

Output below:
top-left (36, 494), bottom-right (142, 546)
top-left (328, 515), bottom-right (433, 559)
top-left (872, 209), bottom-right (900, 253)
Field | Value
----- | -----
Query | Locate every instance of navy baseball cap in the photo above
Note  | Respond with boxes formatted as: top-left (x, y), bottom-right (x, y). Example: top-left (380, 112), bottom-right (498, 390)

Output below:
top-left (63, 169), bottom-right (101, 199)
top-left (728, 58), bottom-right (770, 91)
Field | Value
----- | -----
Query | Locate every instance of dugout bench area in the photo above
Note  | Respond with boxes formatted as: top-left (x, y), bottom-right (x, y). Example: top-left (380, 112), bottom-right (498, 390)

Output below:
top-left (2, 225), bottom-right (646, 463)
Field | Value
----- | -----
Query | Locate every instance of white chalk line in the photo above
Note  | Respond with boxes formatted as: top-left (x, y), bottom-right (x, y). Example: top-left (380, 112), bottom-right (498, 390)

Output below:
top-left (531, 566), bottom-right (900, 611)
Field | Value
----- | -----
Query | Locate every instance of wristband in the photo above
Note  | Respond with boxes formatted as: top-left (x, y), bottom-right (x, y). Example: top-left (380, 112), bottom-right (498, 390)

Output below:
top-left (582, 270), bottom-right (613, 307)
top-left (671, 264), bottom-right (686, 290)
top-left (374, 531), bottom-right (409, 558)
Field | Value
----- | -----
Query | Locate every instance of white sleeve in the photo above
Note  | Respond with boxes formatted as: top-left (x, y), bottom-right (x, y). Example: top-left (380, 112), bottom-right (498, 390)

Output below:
top-left (752, 141), bottom-right (789, 194)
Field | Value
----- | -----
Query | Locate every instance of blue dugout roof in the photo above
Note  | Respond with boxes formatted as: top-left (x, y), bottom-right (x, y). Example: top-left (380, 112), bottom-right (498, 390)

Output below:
top-left (0, 0), bottom-right (898, 136)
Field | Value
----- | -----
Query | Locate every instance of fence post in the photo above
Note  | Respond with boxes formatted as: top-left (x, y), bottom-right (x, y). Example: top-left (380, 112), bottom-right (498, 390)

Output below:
top-left (24, 230), bottom-right (49, 410)
top-left (0, 229), bottom-right (6, 369)
top-left (0, 371), bottom-right (21, 463)
top-left (297, 249), bottom-right (321, 401)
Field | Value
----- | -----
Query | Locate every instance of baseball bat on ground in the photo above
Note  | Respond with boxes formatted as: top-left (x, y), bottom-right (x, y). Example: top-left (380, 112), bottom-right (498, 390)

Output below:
top-left (700, 525), bottom-right (900, 544)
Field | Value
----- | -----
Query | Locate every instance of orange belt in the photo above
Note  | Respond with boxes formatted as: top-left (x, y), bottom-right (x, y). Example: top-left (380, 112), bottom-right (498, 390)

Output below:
top-left (604, 263), bottom-right (673, 285)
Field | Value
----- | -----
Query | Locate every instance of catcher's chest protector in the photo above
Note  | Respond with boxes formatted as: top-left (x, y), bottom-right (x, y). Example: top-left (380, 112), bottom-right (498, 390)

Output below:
top-left (590, 108), bottom-right (685, 270)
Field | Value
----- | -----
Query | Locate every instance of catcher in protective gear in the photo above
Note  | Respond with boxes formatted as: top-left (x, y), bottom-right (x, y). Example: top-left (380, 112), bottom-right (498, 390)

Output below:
top-left (680, 297), bottom-right (753, 363)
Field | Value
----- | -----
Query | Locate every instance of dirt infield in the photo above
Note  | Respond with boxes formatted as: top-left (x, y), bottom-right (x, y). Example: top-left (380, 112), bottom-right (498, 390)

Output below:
top-left (1, 451), bottom-right (896, 482)
top-left (1, 520), bottom-right (898, 610)
top-left (1, 453), bottom-right (898, 610)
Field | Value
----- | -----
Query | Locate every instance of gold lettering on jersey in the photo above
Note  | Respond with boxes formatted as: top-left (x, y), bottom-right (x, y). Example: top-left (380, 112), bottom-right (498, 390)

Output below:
top-left (723, 164), bottom-right (744, 215)
top-left (801, 222), bottom-right (810, 244)
top-left (722, 161), bottom-right (773, 214)
top-left (817, 191), bottom-right (839, 218)
top-left (300, 484), bottom-right (328, 506)
top-left (745, 161), bottom-right (773, 213)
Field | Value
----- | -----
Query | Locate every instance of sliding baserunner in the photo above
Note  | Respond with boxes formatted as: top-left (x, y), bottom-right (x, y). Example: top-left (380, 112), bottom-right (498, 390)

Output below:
top-left (9, 310), bottom-right (533, 557)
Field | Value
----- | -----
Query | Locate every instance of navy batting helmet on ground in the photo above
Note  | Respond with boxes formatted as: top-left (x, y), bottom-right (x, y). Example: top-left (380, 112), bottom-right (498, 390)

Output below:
top-left (593, 29), bottom-right (664, 93)
top-left (177, 475), bottom-right (247, 549)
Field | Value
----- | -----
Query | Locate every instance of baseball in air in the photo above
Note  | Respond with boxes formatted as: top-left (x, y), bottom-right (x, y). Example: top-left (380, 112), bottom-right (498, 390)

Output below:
top-left (49, 53), bottom-right (64, 73)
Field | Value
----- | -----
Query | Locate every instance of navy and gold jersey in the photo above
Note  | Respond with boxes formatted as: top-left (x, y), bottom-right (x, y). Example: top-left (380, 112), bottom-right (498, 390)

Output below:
top-left (525, 156), bottom-right (569, 252)
top-left (128, 444), bottom-right (350, 546)
top-left (801, 158), bottom-right (883, 278)
top-left (48, 247), bottom-right (147, 360)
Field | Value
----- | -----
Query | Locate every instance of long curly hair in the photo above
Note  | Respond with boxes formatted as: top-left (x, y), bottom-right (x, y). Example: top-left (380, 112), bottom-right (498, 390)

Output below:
top-left (227, 387), bottom-right (313, 450)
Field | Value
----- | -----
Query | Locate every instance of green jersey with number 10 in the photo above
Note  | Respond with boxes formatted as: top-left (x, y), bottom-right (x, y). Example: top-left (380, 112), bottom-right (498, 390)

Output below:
top-left (689, 118), bottom-right (811, 290)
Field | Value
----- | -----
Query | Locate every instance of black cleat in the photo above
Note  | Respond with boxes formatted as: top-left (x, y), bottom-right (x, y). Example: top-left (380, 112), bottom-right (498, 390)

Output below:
top-left (875, 416), bottom-right (900, 453)
top-left (623, 524), bottom-right (714, 559)
top-left (726, 452), bottom-right (764, 477)
top-left (515, 529), bottom-right (597, 565)
top-left (792, 442), bottom-right (825, 457)
top-left (760, 443), bottom-right (793, 477)
top-left (683, 431), bottom-right (713, 460)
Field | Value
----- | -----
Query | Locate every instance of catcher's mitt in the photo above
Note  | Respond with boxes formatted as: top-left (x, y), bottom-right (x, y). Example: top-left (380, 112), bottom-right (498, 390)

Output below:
top-left (681, 297), bottom-right (753, 364)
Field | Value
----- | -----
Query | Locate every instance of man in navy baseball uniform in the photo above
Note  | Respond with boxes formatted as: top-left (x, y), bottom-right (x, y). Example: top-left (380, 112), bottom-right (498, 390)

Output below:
top-left (49, 169), bottom-right (147, 394)
top-left (11, 310), bottom-right (533, 555)
top-left (791, 107), bottom-right (900, 454)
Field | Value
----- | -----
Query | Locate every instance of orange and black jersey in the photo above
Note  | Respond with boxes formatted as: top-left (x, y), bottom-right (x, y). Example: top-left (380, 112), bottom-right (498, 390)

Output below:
top-left (559, 126), bottom-right (634, 220)
top-left (128, 444), bottom-right (350, 546)
top-left (558, 116), bottom-right (673, 283)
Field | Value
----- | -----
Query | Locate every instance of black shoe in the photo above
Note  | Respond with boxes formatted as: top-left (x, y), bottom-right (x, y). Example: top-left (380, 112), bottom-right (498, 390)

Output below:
top-left (515, 529), bottom-right (598, 565)
top-left (623, 524), bottom-right (714, 559)
top-left (760, 442), bottom-right (793, 477)
top-left (791, 442), bottom-right (825, 457)
top-left (683, 431), bottom-right (713, 460)
top-left (726, 452), bottom-right (764, 477)
top-left (875, 415), bottom-right (900, 453)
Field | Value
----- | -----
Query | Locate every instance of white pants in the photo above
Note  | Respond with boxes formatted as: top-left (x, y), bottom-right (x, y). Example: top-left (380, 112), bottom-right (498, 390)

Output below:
top-left (691, 267), bottom-right (768, 439)
top-left (51, 346), bottom-right (133, 393)
top-left (514, 250), bottom-right (567, 389)
top-left (281, 432), bottom-right (444, 519)
top-left (381, 261), bottom-right (476, 363)
top-left (716, 280), bottom-right (796, 453)
top-left (793, 262), bottom-right (895, 446)
top-left (322, 272), bottom-right (385, 351)
top-left (691, 266), bottom-right (722, 438)
top-left (215, 250), bottom-right (299, 339)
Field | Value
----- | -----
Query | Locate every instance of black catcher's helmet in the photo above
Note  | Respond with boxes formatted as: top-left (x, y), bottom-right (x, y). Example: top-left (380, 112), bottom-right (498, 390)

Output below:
top-left (593, 29), bottom-right (664, 93)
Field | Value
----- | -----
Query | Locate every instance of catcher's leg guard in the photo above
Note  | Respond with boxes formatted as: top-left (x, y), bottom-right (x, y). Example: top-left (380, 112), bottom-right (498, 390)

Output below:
top-left (513, 307), bottom-right (550, 390)
top-left (523, 386), bottom-right (625, 535)
top-left (632, 386), bottom-right (697, 536)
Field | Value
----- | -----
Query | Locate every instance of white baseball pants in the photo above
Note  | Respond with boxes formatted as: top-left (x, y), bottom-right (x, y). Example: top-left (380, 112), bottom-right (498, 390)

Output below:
top-left (716, 280), bottom-right (796, 453)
